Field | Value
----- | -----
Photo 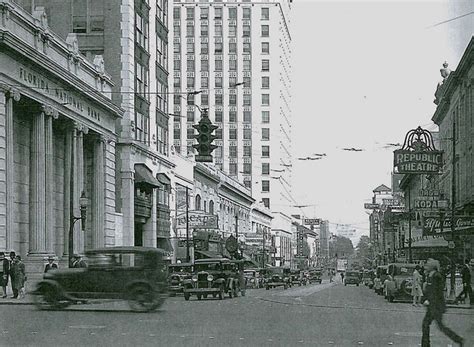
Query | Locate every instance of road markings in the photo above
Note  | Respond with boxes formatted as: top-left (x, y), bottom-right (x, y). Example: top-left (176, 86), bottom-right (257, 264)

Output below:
top-left (209, 336), bottom-right (215, 339)
top-left (358, 342), bottom-right (364, 345)
top-left (68, 325), bottom-right (106, 329)
top-left (328, 341), bottom-right (334, 344)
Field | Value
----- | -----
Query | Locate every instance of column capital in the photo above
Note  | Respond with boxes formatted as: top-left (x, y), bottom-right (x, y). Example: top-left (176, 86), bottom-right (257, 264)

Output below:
top-left (41, 104), bottom-right (58, 119)
top-left (0, 84), bottom-right (21, 101)
top-left (74, 122), bottom-right (89, 134)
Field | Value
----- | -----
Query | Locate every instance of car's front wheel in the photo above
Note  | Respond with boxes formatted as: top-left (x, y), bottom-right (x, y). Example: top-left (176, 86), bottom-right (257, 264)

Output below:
top-left (128, 285), bottom-right (161, 312)
top-left (184, 292), bottom-right (190, 301)
top-left (34, 283), bottom-right (68, 310)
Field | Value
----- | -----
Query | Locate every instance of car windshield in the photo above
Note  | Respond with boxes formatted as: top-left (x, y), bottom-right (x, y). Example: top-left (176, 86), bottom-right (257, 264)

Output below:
top-left (195, 263), bottom-right (222, 272)
top-left (392, 266), bottom-right (415, 276)
top-left (169, 266), bottom-right (192, 273)
top-left (346, 272), bottom-right (359, 277)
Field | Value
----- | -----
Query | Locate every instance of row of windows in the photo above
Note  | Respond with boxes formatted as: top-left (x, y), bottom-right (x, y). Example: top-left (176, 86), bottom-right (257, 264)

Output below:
top-left (134, 112), bottom-right (169, 156)
top-left (173, 93), bottom-right (269, 106)
top-left (173, 110), bottom-right (270, 124)
top-left (175, 42), bottom-right (269, 56)
top-left (173, 58), bottom-right (270, 73)
top-left (174, 7), bottom-right (269, 21)
top-left (179, 24), bottom-right (267, 38)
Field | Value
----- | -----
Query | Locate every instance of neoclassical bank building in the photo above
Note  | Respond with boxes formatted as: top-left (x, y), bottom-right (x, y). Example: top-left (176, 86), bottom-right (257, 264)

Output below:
top-left (0, 4), bottom-right (122, 277)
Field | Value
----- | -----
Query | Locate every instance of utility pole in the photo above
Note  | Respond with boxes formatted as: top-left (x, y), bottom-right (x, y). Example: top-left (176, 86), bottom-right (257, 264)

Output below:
top-left (235, 213), bottom-right (239, 259)
top-left (185, 186), bottom-right (190, 263)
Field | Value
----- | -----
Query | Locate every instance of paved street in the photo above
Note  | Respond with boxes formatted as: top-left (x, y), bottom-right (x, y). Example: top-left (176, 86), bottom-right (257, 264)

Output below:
top-left (1, 279), bottom-right (472, 347)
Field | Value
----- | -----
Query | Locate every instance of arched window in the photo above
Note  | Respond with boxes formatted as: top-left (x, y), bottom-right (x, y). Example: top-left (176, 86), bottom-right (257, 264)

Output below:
top-left (209, 200), bottom-right (214, 215)
top-left (195, 194), bottom-right (201, 210)
top-left (203, 200), bottom-right (207, 212)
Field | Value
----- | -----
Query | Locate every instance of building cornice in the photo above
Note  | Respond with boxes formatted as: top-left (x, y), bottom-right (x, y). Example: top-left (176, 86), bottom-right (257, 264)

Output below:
top-left (116, 141), bottom-right (176, 169)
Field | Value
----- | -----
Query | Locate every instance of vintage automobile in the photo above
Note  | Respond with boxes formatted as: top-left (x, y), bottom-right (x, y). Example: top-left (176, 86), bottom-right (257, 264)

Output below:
top-left (264, 267), bottom-right (291, 290)
top-left (244, 269), bottom-right (263, 289)
top-left (307, 269), bottom-right (323, 284)
top-left (385, 263), bottom-right (417, 302)
top-left (182, 258), bottom-right (245, 300)
top-left (362, 270), bottom-right (374, 288)
top-left (344, 271), bottom-right (361, 286)
top-left (31, 247), bottom-right (169, 312)
top-left (375, 265), bottom-right (388, 292)
top-left (290, 270), bottom-right (306, 286)
top-left (168, 263), bottom-right (193, 296)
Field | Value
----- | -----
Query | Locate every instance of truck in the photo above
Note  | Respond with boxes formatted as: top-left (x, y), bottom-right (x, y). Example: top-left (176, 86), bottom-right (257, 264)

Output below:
top-left (337, 259), bottom-right (348, 272)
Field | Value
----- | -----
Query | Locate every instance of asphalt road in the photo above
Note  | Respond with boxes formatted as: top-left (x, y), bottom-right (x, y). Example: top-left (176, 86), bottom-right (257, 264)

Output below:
top-left (0, 279), bottom-right (472, 347)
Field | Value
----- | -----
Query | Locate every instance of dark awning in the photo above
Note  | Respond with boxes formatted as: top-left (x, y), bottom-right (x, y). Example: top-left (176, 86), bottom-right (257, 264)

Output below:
top-left (195, 250), bottom-right (223, 259)
top-left (157, 237), bottom-right (173, 252)
top-left (157, 173), bottom-right (171, 186)
top-left (135, 164), bottom-right (160, 188)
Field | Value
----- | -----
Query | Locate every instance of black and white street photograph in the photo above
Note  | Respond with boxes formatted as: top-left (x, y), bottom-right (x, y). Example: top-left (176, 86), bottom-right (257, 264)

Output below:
top-left (0, 0), bottom-right (473, 346)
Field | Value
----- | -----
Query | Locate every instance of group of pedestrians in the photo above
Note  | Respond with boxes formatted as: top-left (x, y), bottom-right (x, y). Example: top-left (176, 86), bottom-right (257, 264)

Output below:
top-left (0, 251), bottom-right (26, 299)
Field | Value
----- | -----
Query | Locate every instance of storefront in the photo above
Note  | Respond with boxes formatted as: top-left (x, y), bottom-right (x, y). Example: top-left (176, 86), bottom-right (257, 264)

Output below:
top-left (0, 5), bottom-right (122, 276)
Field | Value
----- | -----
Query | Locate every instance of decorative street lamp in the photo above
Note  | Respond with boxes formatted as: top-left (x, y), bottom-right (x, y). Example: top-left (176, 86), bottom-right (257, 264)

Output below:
top-left (69, 191), bottom-right (88, 267)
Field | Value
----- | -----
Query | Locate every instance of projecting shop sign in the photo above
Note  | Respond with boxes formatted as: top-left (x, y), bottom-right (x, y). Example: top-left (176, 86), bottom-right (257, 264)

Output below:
top-left (423, 215), bottom-right (474, 235)
top-left (176, 211), bottom-right (219, 229)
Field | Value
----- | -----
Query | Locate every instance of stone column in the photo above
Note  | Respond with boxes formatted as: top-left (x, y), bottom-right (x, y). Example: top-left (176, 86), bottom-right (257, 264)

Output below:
top-left (73, 122), bottom-right (87, 254)
top-left (92, 135), bottom-right (105, 248)
top-left (29, 108), bottom-right (46, 254)
top-left (63, 127), bottom-right (73, 257)
top-left (43, 105), bottom-right (58, 254)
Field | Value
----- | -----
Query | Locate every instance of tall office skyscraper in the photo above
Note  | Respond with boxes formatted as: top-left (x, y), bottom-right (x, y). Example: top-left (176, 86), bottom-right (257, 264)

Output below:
top-left (170, 0), bottom-right (292, 212)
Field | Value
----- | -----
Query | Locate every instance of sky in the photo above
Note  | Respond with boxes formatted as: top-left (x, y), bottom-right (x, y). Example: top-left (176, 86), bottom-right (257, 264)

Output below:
top-left (291, 0), bottom-right (473, 246)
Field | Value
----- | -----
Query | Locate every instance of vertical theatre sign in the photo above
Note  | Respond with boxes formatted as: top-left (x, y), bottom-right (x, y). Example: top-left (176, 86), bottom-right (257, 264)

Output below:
top-left (393, 127), bottom-right (443, 174)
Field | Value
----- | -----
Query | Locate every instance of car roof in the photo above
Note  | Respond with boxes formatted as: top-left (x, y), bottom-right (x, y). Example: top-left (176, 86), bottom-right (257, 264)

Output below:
top-left (388, 263), bottom-right (417, 267)
top-left (194, 258), bottom-right (232, 264)
top-left (85, 246), bottom-right (168, 255)
top-left (169, 263), bottom-right (193, 267)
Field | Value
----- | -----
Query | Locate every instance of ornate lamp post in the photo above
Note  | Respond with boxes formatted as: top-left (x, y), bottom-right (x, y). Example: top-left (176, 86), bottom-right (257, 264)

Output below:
top-left (69, 191), bottom-right (88, 267)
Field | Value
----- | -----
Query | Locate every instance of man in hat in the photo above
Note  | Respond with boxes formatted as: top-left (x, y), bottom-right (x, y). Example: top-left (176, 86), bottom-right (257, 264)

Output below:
top-left (0, 252), bottom-right (9, 298)
top-left (44, 256), bottom-right (58, 273)
top-left (421, 258), bottom-right (464, 347)
top-left (72, 254), bottom-right (87, 268)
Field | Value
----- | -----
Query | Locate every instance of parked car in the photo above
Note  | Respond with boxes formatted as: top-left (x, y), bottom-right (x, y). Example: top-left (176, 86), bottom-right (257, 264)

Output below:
top-left (264, 267), bottom-right (291, 290)
top-left (375, 265), bottom-right (388, 292)
top-left (290, 271), bottom-right (306, 286)
top-left (182, 258), bottom-right (244, 300)
top-left (308, 269), bottom-right (323, 284)
top-left (385, 263), bottom-right (417, 302)
top-left (244, 269), bottom-right (263, 289)
top-left (362, 270), bottom-right (374, 288)
top-left (344, 271), bottom-right (361, 286)
top-left (168, 263), bottom-right (193, 296)
top-left (32, 247), bottom-right (169, 312)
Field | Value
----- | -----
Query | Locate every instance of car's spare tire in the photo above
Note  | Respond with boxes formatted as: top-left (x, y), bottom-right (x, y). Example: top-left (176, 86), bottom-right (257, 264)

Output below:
top-left (128, 285), bottom-right (162, 312)
top-left (34, 282), bottom-right (68, 310)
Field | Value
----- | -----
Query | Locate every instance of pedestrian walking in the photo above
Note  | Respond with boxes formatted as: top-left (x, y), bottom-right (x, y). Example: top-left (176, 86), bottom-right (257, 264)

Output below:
top-left (374, 275), bottom-right (383, 295)
top-left (329, 270), bottom-right (333, 283)
top-left (44, 256), bottom-right (58, 273)
top-left (340, 272), bottom-right (345, 283)
top-left (0, 252), bottom-right (9, 298)
top-left (412, 265), bottom-right (423, 306)
top-left (457, 259), bottom-right (472, 306)
top-left (72, 254), bottom-right (87, 268)
top-left (8, 251), bottom-right (16, 297)
top-left (421, 258), bottom-right (464, 347)
top-left (10, 255), bottom-right (26, 299)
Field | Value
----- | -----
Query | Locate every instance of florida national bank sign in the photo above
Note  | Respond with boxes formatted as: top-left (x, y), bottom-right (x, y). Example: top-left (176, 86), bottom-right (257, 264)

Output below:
top-left (393, 126), bottom-right (443, 174)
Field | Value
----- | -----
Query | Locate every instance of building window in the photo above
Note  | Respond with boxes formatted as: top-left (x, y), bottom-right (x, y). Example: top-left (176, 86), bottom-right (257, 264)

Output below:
top-left (262, 180), bottom-right (270, 192)
top-left (201, 43), bottom-right (209, 54)
top-left (262, 94), bottom-right (270, 106)
top-left (262, 128), bottom-right (270, 141)
top-left (173, 7), bottom-right (180, 20)
top-left (187, 111), bottom-right (194, 122)
top-left (200, 7), bottom-right (209, 20)
top-left (201, 59), bottom-right (209, 72)
top-left (195, 194), bottom-right (201, 210)
top-left (262, 198), bottom-right (270, 209)
top-left (229, 76), bottom-right (237, 87)
top-left (214, 24), bottom-right (222, 36)
top-left (215, 111), bottom-right (223, 122)
top-left (157, 0), bottom-right (168, 24)
top-left (209, 200), bottom-right (214, 215)
top-left (72, 0), bottom-right (104, 34)
top-left (229, 146), bottom-right (237, 157)
top-left (243, 43), bottom-right (251, 53)
top-left (243, 129), bottom-right (251, 140)
top-left (215, 59), bottom-right (223, 71)
top-left (201, 94), bottom-right (208, 106)
top-left (186, 23), bottom-right (194, 37)
top-left (262, 163), bottom-right (270, 175)
top-left (244, 180), bottom-right (251, 189)
top-left (156, 80), bottom-right (168, 113)
top-left (174, 95), bottom-right (181, 105)
top-left (135, 111), bottom-right (149, 143)
top-left (262, 111), bottom-right (270, 123)
top-left (215, 128), bottom-right (222, 139)
top-left (262, 42), bottom-right (269, 54)
top-left (229, 7), bottom-right (237, 19)
top-left (215, 94), bottom-right (223, 105)
top-left (229, 94), bottom-right (237, 106)
top-left (174, 44), bottom-right (181, 54)
top-left (261, 25), bottom-right (269, 37)
top-left (186, 7), bottom-right (194, 20)
top-left (262, 76), bottom-right (270, 89)
top-left (174, 25), bottom-right (180, 38)
top-left (187, 59), bottom-right (195, 71)
top-left (215, 146), bottom-right (222, 157)
top-left (243, 95), bottom-right (251, 106)
top-left (243, 111), bottom-right (251, 123)
top-left (173, 129), bottom-right (180, 140)
top-left (243, 77), bottom-right (251, 87)
top-left (215, 42), bottom-right (223, 54)
top-left (187, 77), bottom-right (195, 88)
top-left (243, 25), bottom-right (251, 37)
top-left (243, 7), bottom-right (251, 19)
top-left (243, 163), bottom-right (251, 174)
top-left (262, 146), bottom-right (270, 158)
top-left (261, 8), bottom-right (269, 20)
top-left (186, 127), bottom-right (194, 138)
top-left (229, 60), bottom-right (237, 71)
top-left (229, 111), bottom-right (237, 123)
top-left (243, 146), bottom-right (251, 157)
top-left (174, 60), bottom-right (181, 71)
top-left (229, 163), bottom-right (237, 175)
top-left (215, 76), bottom-right (223, 88)
top-left (229, 129), bottom-right (237, 140)
top-left (135, 61), bottom-right (149, 99)
top-left (186, 43), bottom-right (194, 54)
top-left (229, 42), bottom-right (237, 53)
top-left (262, 59), bottom-right (270, 71)
top-left (243, 60), bottom-right (251, 71)
top-left (214, 7), bottom-right (222, 19)
top-left (229, 25), bottom-right (237, 37)
top-left (157, 123), bottom-right (169, 156)
top-left (201, 24), bottom-right (208, 36)
top-left (135, 12), bottom-right (149, 50)
top-left (201, 77), bottom-right (209, 88)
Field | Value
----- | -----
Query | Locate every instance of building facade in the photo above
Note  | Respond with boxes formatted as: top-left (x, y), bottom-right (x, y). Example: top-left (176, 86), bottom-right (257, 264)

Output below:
top-left (169, 0), bottom-right (292, 213)
top-left (247, 205), bottom-right (273, 267)
top-left (0, 3), bottom-right (122, 277)
top-left (29, 0), bottom-right (175, 249)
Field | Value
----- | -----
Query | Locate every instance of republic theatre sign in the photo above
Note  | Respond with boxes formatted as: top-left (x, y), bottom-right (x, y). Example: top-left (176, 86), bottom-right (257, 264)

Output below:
top-left (393, 126), bottom-right (443, 174)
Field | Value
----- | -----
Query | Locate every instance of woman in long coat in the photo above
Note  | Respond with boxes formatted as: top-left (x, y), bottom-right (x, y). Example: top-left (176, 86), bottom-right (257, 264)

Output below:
top-left (10, 256), bottom-right (26, 299)
top-left (412, 265), bottom-right (423, 306)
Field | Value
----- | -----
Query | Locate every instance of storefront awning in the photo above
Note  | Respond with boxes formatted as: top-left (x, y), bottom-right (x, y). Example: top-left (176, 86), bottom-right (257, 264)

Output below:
top-left (135, 164), bottom-right (160, 188)
top-left (157, 173), bottom-right (171, 186)
top-left (412, 238), bottom-right (448, 248)
top-left (157, 237), bottom-right (173, 252)
top-left (195, 250), bottom-right (223, 259)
